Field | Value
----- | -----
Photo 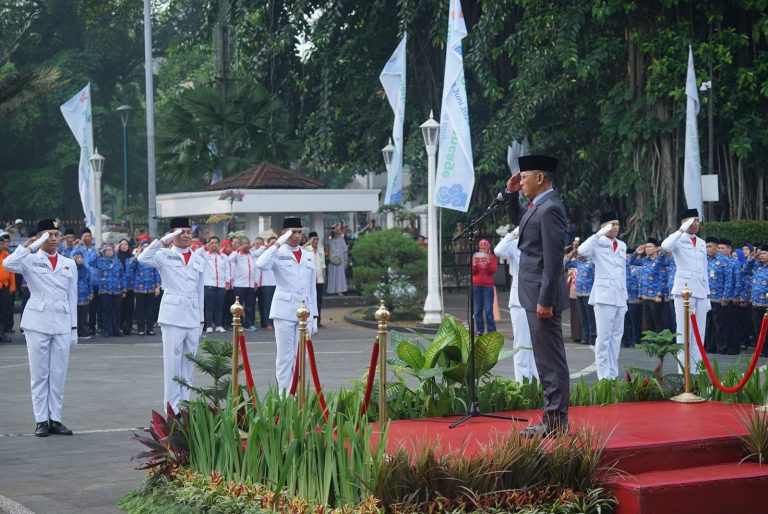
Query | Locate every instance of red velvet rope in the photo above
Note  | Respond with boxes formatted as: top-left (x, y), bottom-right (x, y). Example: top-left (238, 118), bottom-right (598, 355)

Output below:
top-left (288, 343), bottom-right (301, 396)
top-left (690, 312), bottom-right (768, 393)
top-left (360, 336), bottom-right (380, 415)
top-left (238, 334), bottom-right (257, 406)
top-left (304, 339), bottom-right (329, 421)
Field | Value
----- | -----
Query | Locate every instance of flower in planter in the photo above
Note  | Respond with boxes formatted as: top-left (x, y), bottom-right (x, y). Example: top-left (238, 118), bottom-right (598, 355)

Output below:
top-left (218, 189), bottom-right (245, 202)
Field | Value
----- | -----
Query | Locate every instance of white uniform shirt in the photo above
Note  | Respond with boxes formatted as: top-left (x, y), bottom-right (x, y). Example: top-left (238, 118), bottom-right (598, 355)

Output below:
top-left (661, 231), bottom-right (709, 298)
top-left (577, 234), bottom-right (628, 306)
top-left (138, 240), bottom-right (204, 328)
top-left (311, 246), bottom-right (326, 284)
top-left (494, 233), bottom-right (522, 308)
top-left (228, 250), bottom-right (257, 288)
top-left (3, 246), bottom-right (77, 334)
top-left (196, 249), bottom-right (230, 288)
top-left (255, 244), bottom-right (318, 321)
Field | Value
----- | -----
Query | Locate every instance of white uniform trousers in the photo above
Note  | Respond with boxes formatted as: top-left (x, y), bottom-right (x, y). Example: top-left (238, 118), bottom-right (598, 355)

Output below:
top-left (160, 324), bottom-right (201, 413)
top-left (593, 303), bottom-right (628, 380)
top-left (674, 296), bottom-right (710, 372)
top-left (25, 330), bottom-right (71, 423)
top-left (509, 307), bottom-right (539, 382)
top-left (274, 318), bottom-right (300, 392)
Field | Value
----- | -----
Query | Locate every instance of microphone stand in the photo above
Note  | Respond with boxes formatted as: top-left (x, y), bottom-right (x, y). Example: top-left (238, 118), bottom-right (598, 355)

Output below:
top-left (450, 201), bottom-right (526, 429)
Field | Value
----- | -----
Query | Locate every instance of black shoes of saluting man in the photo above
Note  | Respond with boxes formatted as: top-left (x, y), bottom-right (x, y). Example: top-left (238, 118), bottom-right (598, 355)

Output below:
top-left (35, 420), bottom-right (73, 437)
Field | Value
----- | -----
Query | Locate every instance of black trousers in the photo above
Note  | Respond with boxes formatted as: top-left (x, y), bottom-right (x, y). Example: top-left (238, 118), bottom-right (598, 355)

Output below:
top-left (100, 294), bottom-right (122, 337)
top-left (134, 293), bottom-right (156, 333)
top-left (526, 309), bottom-right (569, 428)
top-left (0, 286), bottom-right (10, 336)
top-left (77, 304), bottom-right (89, 335)
top-left (89, 287), bottom-right (100, 331)
top-left (576, 296), bottom-right (596, 343)
top-left (258, 285), bottom-right (275, 327)
top-left (736, 303), bottom-right (754, 346)
top-left (315, 283), bottom-right (325, 323)
top-left (752, 306), bottom-right (768, 355)
top-left (121, 290), bottom-right (135, 334)
top-left (223, 288), bottom-right (235, 328)
top-left (234, 287), bottom-right (257, 328)
top-left (203, 286), bottom-right (226, 329)
top-left (642, 299), bottom-right (664, 333)
top-left (661, 301), bottom-right (676, 332)
top-left (624, 302), bottom-right (642, 346)
top-left (706, 302), bottom-right (733, 354)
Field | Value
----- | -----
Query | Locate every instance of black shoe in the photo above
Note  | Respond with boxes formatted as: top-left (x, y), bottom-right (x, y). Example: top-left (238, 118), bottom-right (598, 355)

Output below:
top-left (35, 422), bottom-right (49, 437)
top-left (48, 420), bottom-right (73, 435)
top-left (147, 331), bottom-right (155, 336)
top-left (0, 334), bottom-right (10, 343)
top-left (521, 423), bottom-right (565, 438)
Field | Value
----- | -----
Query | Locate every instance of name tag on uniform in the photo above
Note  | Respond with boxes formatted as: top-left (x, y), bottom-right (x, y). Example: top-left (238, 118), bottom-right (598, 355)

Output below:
top-left (32, 262), bottom-right (47, 268)
top-left (278, 256), bottom-right (293, 261)
top-left (167, 255), bottom-right (182, 262)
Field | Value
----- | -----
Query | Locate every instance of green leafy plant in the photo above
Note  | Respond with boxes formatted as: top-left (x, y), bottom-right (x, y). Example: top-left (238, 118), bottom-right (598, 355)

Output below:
top-left (174, 338), bottom-right (233, 410)
top-left (739, 409), bottom-right (768, 465)
top-left (130, 403), bottom-right (190, 484)
top-left (634, 329), bottom-right (684, 377)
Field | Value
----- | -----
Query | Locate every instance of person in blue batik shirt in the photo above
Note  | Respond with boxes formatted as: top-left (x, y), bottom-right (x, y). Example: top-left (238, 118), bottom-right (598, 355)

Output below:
top-left (704, 237), bottom-right (734, 354)
top-left (131, 241), bottom-right (161, 336)
top-left (74, 228), bottom-right (99, 335)
top-left (624, 247), bottom-right (642, 347)
top-left (635, 238), bottom-right (665, 332)
top-left (71, 250), bottom-right (93, 339)
top-left (58, 229), bottom-right (77, 258)
top-left (566, 241), bottom-right (596, 345)
top-left (89, 243), bottom-right (126, 337)
top-left (746, 245), bottom-right (768, 356)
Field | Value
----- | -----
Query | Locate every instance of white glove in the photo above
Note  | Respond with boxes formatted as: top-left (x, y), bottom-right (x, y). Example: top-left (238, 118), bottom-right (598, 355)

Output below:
top-left (71, 329), bottom-right (78, 347)
top-left (161, 229), bottom-right (183, 244)
top-left (511, 227), bottom-right (520, 240)
top-left (29, 231), bottom-right (49, 251)
top-left (596, 224), bottom-right (612, 238)
top-left (310, 318), bottom-right (318, 335)
top-left (679, 218), bottom-right (695, 233)
top-left (276, 230), bottom-right (293, 247)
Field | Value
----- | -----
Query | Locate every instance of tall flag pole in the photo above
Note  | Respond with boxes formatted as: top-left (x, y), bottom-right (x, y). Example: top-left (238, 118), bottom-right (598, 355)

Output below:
top-left (379, 34), bottom-right (407, 205)
top-left (434, 0), bottom-right (474, 212)
top-left (60, 84), bottom-right (96, 231)
top-left (684, 46), bottom-right (704, 220)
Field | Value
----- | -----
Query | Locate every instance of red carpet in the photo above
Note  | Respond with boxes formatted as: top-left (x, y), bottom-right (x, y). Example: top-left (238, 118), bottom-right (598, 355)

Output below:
top-left (374, 402), bottom-right (768, 514)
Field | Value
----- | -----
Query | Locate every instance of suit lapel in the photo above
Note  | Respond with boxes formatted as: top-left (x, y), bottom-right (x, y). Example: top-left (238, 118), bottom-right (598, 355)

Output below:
top-left (518, 203), bottom-right (538, 243)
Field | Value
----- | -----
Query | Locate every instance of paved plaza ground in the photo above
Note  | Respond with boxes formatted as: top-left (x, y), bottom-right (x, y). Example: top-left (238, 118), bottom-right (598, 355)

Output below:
top-left (0, 291), bottom-right (763, 513)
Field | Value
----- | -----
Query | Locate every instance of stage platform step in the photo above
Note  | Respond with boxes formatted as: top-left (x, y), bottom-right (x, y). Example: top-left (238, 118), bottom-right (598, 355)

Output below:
top-left (608, 462), bottom-right (768, 514)
top-left (378, 401), bottom-right (764, 514)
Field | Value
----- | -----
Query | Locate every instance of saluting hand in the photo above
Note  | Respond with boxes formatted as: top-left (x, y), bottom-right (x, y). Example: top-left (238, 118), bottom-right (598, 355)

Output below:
top-left (679, 218), bottom-right (695, 233)
top-left (161, 229), bottom-right (183, 244)
top-left (596, 224), bottom-right (612, 238)
top-left (26, 231), bottom-right (49, 251)
top-left (506, 173), bottom-right (522, 193)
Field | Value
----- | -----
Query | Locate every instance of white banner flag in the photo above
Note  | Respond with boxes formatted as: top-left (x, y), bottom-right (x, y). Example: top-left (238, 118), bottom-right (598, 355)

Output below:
top-left (60, 84), bottom-right (96, 228)
top-left (434, 0), bottom-right (474, 212)
top-left (379, 34), bottom-right (407, 205)
top-left (507, 136), bottom-right (529, 175)
top-left (684, 46), bottom-right (703, 220)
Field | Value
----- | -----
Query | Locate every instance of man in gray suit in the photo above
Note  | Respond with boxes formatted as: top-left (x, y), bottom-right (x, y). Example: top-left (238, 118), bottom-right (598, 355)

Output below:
top-left (503, 155), bottom-right (570, 436)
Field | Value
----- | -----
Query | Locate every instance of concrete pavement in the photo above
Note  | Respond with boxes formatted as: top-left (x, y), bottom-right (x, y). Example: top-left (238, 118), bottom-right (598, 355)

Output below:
top-left (0, 291), bottom-right (762, 513)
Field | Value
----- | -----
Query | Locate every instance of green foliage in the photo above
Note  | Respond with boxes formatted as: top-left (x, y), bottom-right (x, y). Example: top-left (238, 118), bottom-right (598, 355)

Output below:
top-left (701, 221), bottom-right (768, 246)
top-left (183, 388), bottom-right (385, 508)
top-left (174, 338), bottom-right (233, 410)
top-left (738, 409), bottom-right (768, 465)
top-left (349, 229), bottom-right (427, 310)
top-left (635, 329), bottom-right (684, 376)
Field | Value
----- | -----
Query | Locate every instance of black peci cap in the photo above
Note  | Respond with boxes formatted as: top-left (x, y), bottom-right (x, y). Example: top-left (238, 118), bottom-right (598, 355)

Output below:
top-left (599, 211), bottom-right (618, 225)
top-left (308, 231), bottom-right (318, 239)
top-left (518, 155), bottom-right (558, 174)
top-left (705, 237), bottom-right (719, 244)
top-left (169, 217), bottom-right (191, 230)
top-left (719, 238), bottom-right (733, 247)
top-left (282, 217), bottom-right (302, 230)
top-left (36, 219), bottom-right (59, 233)
top-left (680, 208), bottom-right (699, 221)
top-left (64, 228), bottom-right (75, 236)
top-left (646, 237), bottom-right (661, 247)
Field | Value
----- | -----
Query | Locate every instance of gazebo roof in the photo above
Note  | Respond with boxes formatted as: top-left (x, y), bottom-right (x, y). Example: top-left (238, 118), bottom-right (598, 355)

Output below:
top-left (207, 162), bottom-right (324, 190)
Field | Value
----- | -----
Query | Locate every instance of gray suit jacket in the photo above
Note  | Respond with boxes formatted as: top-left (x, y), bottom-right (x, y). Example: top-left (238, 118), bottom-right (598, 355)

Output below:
top-left (504, 189), bottom-right (569, 313)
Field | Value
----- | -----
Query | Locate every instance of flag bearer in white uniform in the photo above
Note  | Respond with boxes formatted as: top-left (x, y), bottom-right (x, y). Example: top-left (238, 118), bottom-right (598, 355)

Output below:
top-left (494, 226), bottom-right (539, 382)
top-left (662, 208), bottom-right (710, 371)
top-left (576, 212), bottom-right (628, 380)
top-left (3, 219), bottom-right (77, 437)
top-left (255, 217), bottom-right (317, 391)
top-left (138, 218), bottom-right (205, 413)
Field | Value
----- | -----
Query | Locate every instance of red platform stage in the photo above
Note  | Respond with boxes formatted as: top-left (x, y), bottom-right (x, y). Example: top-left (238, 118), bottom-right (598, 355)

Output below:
top-left (377, 402), bottom-right (768, 514)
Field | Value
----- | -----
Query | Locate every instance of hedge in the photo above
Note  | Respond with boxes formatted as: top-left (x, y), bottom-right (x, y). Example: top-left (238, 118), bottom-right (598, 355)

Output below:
top-left (700, 221), bottom-right (768, 246)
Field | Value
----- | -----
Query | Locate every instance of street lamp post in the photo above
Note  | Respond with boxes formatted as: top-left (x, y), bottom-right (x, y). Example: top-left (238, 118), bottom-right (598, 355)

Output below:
top-left (381, 138), bottom-right (395, 229)
top-left (89, 149), bottom-right (105, 245)
top-left (420, 111), bottom-right (442, 325)
top-left (117, 105), bottom-right (132, 218)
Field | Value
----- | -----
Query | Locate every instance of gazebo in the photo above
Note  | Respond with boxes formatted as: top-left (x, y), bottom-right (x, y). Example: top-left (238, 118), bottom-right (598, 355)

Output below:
top-left (155, 162), bottom-right (380, 238)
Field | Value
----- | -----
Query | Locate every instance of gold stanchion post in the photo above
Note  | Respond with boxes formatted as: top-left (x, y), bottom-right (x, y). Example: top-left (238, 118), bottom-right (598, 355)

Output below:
top-left (296, 301), bottom-right (310, 409)
top-left (230, 297), bottom-right (244, 399)
top-left (375, 300), bottom-right (390, 423)
top-left (671, 285), bottom-right (705, 403)
top-left (756, 310), bottom-right (768, 413)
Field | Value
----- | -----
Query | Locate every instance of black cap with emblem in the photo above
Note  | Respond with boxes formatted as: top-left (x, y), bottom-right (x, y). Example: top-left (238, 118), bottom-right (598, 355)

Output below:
top-left (680, 208), bottom-right (699, 221)
top-left (36, 219), bottom-right (59, 233)
top-left (518, 155), bottom-right (559, 174)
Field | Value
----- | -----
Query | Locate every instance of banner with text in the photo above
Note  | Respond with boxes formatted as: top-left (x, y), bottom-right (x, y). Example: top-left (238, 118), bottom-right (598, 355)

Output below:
top-left (379, 35), bottom-right (407, 205)
top-left (60, 84), bottom-right (96, 229)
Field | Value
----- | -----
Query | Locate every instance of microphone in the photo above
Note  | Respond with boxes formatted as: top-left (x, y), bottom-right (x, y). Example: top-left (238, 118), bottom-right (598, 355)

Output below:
top-left (485, 191), bottom-right (505, 211)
